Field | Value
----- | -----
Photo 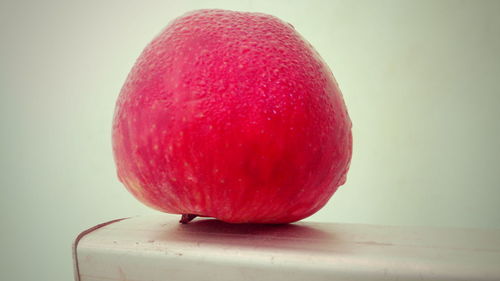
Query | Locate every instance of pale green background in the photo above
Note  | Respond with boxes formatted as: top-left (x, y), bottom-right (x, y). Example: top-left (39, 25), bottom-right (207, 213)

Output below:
top-left (1, 0), bottom-right (499, 280)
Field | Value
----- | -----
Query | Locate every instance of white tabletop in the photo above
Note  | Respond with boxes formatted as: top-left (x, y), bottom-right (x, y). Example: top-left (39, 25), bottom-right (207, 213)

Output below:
top-left (74, 215), bottom-right (500, 281)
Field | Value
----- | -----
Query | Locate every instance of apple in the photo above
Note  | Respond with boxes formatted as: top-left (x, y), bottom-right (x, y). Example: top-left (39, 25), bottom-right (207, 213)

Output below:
top-left (112, 9), bottom-right (352, 223)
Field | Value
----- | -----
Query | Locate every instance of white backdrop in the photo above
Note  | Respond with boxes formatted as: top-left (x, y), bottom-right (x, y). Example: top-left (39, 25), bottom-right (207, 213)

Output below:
top-left (1, 1), bottom-right (499, 280)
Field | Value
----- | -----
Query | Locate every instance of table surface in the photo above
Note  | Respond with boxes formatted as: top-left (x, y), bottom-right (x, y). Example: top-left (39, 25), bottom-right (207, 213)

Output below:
top-left (73, 215), bottom-right (500, 281)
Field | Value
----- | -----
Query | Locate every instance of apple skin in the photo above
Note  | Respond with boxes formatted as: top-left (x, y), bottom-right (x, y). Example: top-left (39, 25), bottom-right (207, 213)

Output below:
top-left (112, 9), bottom-right (352, 223)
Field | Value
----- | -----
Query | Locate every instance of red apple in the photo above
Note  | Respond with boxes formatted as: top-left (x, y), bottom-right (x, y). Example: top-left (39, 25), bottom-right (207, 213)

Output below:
top-left (112, 9), bottom-right (352, 223)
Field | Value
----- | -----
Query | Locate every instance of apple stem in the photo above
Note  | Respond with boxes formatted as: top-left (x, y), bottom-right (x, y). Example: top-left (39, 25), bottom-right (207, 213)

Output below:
top-left (179, 214), bottom-right (197, 224)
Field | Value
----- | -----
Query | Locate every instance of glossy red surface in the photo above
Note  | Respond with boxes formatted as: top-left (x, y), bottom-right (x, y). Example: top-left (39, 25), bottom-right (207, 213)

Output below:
top-left (112, 9), bottom-right (352, 223)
